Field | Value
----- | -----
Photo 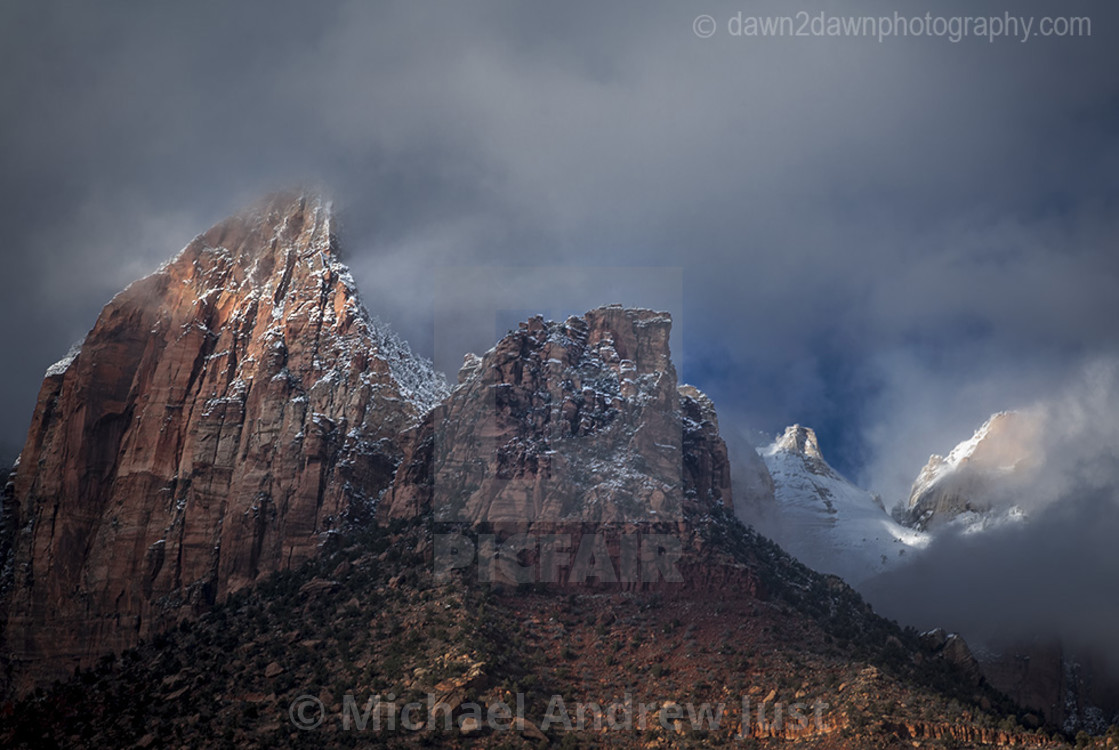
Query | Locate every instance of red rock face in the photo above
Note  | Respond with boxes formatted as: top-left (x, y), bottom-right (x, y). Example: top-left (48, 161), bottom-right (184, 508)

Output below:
top-left (382, 307), bottom-right (741, 596)
top-left (1, 193), bottom-right (445, 690)
top-left (382, 306), bottom-right (733, 529)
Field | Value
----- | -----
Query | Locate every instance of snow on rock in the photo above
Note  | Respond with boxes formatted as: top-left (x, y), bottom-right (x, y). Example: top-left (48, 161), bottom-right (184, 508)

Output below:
top-left (2, 191), bottom-right (448, 690)
top-left (759, 425), bottom-right (929, 586)
top-left (44, 337), bottom-right (86, 378)
top-left (383, 306), bottom-right (733, 527)
top-left (364, 315), bottom-right (447, 416)
top-left (903, 411), bottom-right (1041, 530)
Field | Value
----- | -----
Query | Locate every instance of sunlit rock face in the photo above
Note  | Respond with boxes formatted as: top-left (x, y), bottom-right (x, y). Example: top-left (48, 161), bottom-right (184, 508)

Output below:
top-left (1, 192), bottom-right (446, 689)
top-left (904, 410), bottom-right (1042, 531)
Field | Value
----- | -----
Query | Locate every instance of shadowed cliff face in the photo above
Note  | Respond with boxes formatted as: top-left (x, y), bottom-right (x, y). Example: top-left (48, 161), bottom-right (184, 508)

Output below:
top-left (1, 193), bottom-right (446, 690)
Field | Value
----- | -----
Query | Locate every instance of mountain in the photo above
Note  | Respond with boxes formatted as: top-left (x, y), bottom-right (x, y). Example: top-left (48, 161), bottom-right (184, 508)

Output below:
top-left (0, 193), bottom-right (447, 692)
top-left (756, 425), bottom-right (928, 586)
top-left (903, 411), bottom-right (1040, 531)
top-left (0, 518), bottom-right (1060, 749)
top-left (0, 304), bottom-right (1058, 748)
top-left (0, 190), bottom-right (1096, 745)
top-left (383, 306), bottom-right (732, 529)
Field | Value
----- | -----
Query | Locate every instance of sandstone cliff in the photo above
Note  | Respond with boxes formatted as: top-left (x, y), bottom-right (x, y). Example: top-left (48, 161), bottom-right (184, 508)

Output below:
top-left (0, 298), bottom-right (1045, 746)
top-left (382, 306), bottom-right (732, 528)
top-left (0, 192), bottom-right (446, 690)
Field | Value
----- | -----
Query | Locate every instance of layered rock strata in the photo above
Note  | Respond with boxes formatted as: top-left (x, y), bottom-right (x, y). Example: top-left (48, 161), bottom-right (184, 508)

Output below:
top-left (1, 192), bottom-right (446, 688)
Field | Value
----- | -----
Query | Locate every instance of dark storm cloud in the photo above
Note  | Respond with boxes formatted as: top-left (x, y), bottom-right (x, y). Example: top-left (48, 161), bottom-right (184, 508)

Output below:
top-left (1, 0), bottom-right (1118, 505)
top-left (858, 357), bottom-right (1119, 669)
top-left (863, 487), bottom-right (1119, 670)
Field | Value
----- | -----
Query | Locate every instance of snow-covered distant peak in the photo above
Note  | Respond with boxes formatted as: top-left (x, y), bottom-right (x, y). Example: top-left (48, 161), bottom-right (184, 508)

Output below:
top-left (905, 410), bottom-right (1042, 530)
top-left (770, 424), bottom-right (824, 462)
top-left (759, 424), bottom-right (929, 586)
top-left (943, 413), bottom-right (999, 467)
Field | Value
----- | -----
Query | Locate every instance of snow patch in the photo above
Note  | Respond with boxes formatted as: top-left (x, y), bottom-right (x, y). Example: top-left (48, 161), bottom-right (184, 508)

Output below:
top-left (45, 337), bottom-right (86, 378)
top-left (759, 432), bottom-right (930, 586)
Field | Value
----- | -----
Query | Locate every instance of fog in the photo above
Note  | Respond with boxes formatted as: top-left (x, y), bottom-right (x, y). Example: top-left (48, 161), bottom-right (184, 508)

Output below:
top-left (860, 357), bottom-right (1119, 672)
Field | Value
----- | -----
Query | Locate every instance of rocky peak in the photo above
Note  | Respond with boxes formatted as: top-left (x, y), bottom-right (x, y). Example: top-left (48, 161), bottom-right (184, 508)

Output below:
top-left (774, 424), bottom-right (825, 462)
top-left (383, 306), bottom-right (731, 527)
top-left (1, 192), bottom-right (447, 691)
top-left (758, 424), bottom-right (929, 586)
top-left (904, 410), bottom-right (1041, 530)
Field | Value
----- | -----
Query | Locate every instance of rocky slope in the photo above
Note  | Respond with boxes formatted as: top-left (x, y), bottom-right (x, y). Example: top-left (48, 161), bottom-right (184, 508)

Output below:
top-left (0, 192), bottom-right (446, 692)
top-left (0, 480), bottom-right (1061, 748)
top-left (979, 641), bottom-right (1119, 735)
top-left (757, 425), bottom-right (928, 586)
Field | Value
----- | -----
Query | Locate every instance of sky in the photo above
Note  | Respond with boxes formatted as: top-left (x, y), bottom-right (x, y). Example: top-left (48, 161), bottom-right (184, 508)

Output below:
top-left (2, 0), bottom-right (1118, 514)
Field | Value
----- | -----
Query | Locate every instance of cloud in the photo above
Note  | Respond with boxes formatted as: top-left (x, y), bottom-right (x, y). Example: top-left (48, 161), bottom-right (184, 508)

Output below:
top-left (860, 356), bottom-right (1119, 675)
top-left (860, 351), bottom-right (1119, 508)
top-left (1, 0), bottom-right (1118, 492)
top-left (863, 485), bottom-right (1119, 672)
top-left (0, 2), bottom-right (1117, 700)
